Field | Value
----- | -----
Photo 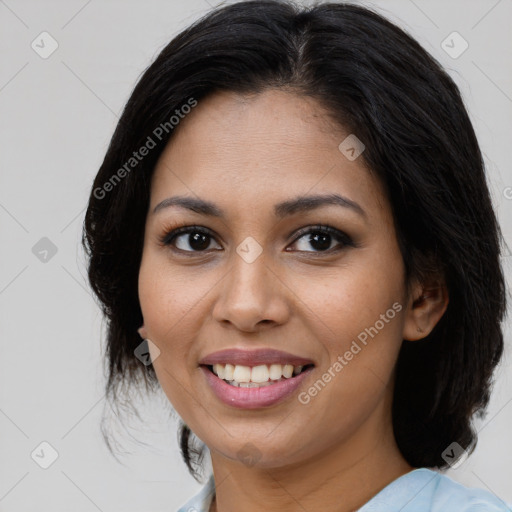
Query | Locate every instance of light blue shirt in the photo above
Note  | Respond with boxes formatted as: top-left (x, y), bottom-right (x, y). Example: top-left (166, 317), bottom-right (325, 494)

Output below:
top-left (176, 467), bottom-right (511, 511)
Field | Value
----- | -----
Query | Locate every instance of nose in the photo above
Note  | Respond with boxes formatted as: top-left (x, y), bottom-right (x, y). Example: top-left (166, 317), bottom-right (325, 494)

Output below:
top-left (212, 249), bottom-right (291, 333)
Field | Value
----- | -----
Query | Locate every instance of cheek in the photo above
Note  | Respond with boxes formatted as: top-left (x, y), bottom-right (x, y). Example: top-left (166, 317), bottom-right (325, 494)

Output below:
top-left (138, 257), bottom-right (190, 366)
top-left (139, 253), bottom-right (207, 332)
top-left (299, 293), bottom-right (403, 442)
top-left (137, 253), bottom-right (222, 388)
top-left (301, 254), bottom-right (405, 390)
top-left (138, 257), bottom-right (204, 413)
top-left (303, 258), bottom-right (404, 338)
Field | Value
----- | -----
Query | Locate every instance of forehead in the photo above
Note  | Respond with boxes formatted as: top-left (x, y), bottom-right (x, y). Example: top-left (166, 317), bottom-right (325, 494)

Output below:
top-left (150, 89), bottom-right (388, 218)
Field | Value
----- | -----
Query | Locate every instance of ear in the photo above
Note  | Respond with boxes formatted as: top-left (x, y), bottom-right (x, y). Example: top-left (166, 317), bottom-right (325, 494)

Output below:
top-left (402, 278), bottom-right (449, 341)
top-left (138, 325), bottom-right (148, 339)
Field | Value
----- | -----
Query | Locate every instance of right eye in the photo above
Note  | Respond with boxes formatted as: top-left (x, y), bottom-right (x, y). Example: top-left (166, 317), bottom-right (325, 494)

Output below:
top-left (160, 226), bottom-right (222, 253)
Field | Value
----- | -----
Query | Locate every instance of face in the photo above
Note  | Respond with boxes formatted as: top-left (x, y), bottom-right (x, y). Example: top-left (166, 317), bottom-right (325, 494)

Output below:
top-left (138, 89), bottom-right (411, 470)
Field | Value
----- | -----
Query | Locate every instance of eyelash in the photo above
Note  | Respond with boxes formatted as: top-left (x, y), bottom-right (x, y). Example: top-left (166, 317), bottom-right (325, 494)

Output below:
top-left (158, 223), bottom-right (355, 256)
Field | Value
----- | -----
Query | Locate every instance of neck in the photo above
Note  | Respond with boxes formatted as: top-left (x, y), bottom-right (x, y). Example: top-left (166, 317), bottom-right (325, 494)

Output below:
top-left (208, 394), bottom-right (413, 512)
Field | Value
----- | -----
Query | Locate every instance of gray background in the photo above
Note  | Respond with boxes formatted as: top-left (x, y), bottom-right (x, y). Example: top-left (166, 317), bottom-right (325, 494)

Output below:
top-left (1, 0), bottom-right (511, 510)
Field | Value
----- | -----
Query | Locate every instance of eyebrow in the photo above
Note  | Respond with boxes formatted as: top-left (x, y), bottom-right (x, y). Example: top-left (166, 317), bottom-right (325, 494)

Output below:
top-left (152, 193), bottom-right (367, 220)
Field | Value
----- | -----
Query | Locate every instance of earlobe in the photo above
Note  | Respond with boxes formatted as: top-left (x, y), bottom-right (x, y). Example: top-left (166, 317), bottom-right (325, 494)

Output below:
top-left (402, 282), bottom-right (449, 341)
top-left (138, 325), bottom-right (148, 339)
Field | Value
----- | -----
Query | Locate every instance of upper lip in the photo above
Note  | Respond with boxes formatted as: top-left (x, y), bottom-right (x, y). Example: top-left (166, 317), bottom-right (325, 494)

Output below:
top-left (199, 348), bottom-right (315, 367)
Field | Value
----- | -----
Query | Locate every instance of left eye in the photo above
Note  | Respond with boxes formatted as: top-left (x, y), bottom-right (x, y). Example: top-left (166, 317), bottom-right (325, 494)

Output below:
top-left (288, 226), bottom-right (353, 253)
top-left (163, 227), bottom-right (221, 252)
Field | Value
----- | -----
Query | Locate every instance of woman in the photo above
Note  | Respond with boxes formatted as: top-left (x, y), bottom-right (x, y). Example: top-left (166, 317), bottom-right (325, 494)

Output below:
top-left (83, 1), bottom-right (510, 510)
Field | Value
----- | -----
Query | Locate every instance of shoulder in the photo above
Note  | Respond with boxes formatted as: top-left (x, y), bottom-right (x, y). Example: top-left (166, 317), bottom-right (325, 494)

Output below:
top-left (429, 470), bottom-right (510, 511)
top-left (359, 468), bottom-right (510, 512)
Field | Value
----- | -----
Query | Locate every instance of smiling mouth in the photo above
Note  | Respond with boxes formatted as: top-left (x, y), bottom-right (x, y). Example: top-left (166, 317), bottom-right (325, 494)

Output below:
top-left (203, 363), bottom-right (315, 388)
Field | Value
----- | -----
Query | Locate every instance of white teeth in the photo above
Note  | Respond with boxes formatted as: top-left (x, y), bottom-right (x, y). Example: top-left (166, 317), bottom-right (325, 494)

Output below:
top-left (239, 381), bottom-right (273, 388)
top-left (232, 365), bottom-right (251, 383)
top-left (230, 379), bottom-right (282, 388)
top-left (210, 363), bottom-right (308, 384)
top-left (223, 363), bottom-right (235, 380)
top-left (250, 365), bottom-right (270, 383)
top-left (269, 364), bottom-right (283, 380)
top-left (213, 364), bottom-right (225, 380)
top-left (282, 364), bottom-right (293, 378)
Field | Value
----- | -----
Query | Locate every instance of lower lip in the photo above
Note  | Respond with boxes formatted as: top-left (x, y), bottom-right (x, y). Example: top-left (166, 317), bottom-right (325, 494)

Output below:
top-left (200, 366), bottom-right (313, 409)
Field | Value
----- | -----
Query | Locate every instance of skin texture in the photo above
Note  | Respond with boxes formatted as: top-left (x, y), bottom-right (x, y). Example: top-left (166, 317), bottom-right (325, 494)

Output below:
top-left (137, 89), bottom-right (448, 512)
